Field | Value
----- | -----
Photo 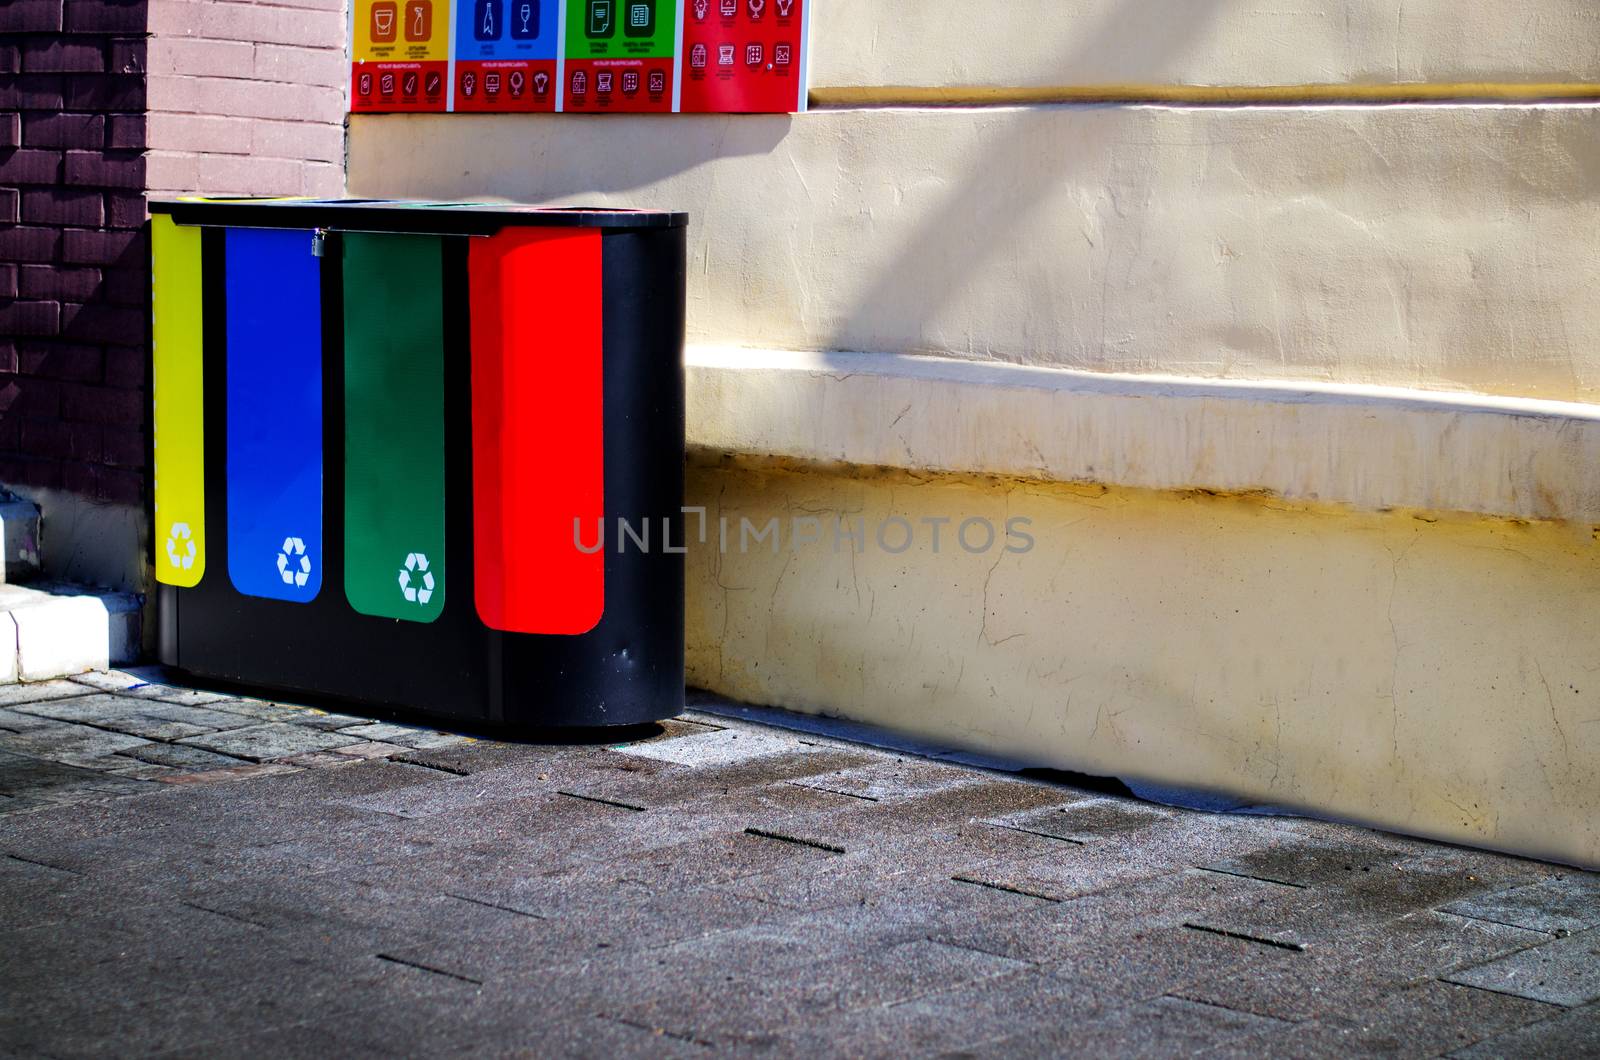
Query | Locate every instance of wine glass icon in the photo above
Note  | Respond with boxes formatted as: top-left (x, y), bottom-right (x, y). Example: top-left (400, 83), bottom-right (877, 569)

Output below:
top-left (519, 4), bottom-right (531, 31)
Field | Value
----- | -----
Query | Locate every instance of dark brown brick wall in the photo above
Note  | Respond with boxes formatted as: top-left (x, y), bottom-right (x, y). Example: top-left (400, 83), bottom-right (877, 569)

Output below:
top-left (1, 1), bottom-right (148, 507)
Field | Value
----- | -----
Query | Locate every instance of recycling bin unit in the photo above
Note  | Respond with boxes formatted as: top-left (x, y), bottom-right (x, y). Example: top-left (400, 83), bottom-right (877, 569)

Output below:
top-left (149, 199), bottom-right (686, 728)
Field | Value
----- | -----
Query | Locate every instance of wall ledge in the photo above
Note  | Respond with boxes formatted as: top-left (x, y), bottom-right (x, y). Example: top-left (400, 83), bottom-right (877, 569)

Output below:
top-left (686, 346), bottom-right (1600, 524)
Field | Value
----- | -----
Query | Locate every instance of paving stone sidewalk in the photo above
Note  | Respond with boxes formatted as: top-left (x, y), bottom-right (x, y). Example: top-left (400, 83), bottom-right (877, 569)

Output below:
top-left (1, 671), bottom-right (1597, 1057)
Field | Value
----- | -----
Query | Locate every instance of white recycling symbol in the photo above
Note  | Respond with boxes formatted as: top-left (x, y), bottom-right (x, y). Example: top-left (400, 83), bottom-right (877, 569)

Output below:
top-left (398, 552), bottom-right (436, 605)
top-left (277, 536), bottom-right (311, 587)
top-left (165, 523), bottom-right (197, 570)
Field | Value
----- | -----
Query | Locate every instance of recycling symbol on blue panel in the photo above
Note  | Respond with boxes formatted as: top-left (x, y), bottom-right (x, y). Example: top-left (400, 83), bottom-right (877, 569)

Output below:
top-left (277, 536), bottom-right (311, 587)
top-left (399, 552), bottom-right (435, 605)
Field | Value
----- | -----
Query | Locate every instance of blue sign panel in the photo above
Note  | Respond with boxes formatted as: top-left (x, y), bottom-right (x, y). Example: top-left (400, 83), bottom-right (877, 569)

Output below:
top-left (225, 227), bottom-right (324, 603)
top-left (456, 0), bottom-right (557, 59)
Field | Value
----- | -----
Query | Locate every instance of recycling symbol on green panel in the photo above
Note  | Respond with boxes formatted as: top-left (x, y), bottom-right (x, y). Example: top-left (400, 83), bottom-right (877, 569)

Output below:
top-left (165, 523), bottom-right (196, 570)
top-left (399, 552), bottom-right (436, 605)
top-left (277, 536), bottom-right (311, 587)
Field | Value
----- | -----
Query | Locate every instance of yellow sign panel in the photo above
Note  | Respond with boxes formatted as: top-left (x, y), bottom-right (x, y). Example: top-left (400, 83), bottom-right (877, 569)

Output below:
top-left (353, 0), bottom-right (448, 62)
top-left (151, 214), bottom-right (207, 588)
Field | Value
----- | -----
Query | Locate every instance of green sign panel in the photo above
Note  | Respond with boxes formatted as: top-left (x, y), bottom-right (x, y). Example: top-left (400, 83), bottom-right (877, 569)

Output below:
top-left (565, 0), bottom-right (676, 57)
top-left (342, 233), bottom-right (447, 623)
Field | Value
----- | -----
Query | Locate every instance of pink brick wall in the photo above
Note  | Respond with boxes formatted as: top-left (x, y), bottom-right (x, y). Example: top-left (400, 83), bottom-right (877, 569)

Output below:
top-left (0, 1), bottom-right (150, 506)
top-left (1, 0), bottom-right (347, 518)
top-left (146, 0), bottom-right (347, 198)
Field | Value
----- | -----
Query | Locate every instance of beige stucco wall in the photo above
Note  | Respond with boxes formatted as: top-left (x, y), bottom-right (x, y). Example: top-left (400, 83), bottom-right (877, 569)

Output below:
top-left (813, 1), bottom-right (1600, 88)
top-left (346, 3), bottom-right (1600, 861)
top-left (687, 461), bottom-right (1600, 868)
top-left (351, 104), bottom-right (1600, 403)
top-left (686, 348), bottom-right (1600, 525)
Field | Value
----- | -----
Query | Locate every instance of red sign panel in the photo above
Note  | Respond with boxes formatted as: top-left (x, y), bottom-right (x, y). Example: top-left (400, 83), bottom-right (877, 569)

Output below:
top-left (352, 60), bottom-right (449, 112)
top-left (679, 0), bottom-right (804, 113)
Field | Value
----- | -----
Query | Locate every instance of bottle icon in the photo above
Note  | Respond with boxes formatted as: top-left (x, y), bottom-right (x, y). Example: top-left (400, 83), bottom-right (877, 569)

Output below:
top-left (474, 0), bottom-right (499, 40)
top-left (586, 0), bottom-right (613, 38)
top-left (510, 0), bottom-right (539, 39)
top-left (405, 0), bottom-right (431, 41)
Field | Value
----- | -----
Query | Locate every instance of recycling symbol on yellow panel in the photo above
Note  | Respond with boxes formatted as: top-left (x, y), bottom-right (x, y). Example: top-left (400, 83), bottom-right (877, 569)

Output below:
top-left (165, 523), bottom-right (196, 570)
top-left (399, 552), bottom-right (435, 605)
top-left (277, 536), bottom-right (311, 587)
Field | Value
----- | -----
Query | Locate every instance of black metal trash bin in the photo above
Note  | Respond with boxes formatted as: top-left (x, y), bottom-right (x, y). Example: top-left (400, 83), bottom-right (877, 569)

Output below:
top-left (149, 199), bottom-right (686, 728)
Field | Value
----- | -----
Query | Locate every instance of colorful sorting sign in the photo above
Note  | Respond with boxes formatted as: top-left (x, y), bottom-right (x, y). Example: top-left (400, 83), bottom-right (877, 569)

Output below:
top-left (351, 0), bottom-right (450, 112)
top-left (348, 0), bottom-right (808, 113)
top-left (454, 0), bottom-right (559, 112)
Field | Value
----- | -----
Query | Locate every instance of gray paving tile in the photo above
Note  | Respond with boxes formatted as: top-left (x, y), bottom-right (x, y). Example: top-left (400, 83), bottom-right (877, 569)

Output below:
top-left (1202, 835), bottom-right (1401, 888)
top-left (334, 722), bottom-right (470, 749)
top-left (1218, 981), bottom-right (1559, 1059)
top-left (1452, 1001), bottom-right (1600, 1058)
top-left (1442, 874), bottom-right (1600, 936)
top-left (194, 697), bottom-right (325, 724)
top-left (0, 680), bottom-right (94, 707)
top-left (0, 720), bottom-right (152, 768)
top-left (67, 669), bottom-right (151, 692)
top-left (782, 967), bottom-right (1117, 1055)
top-left (273, 707), bottom-right (383, 730)
top-left (972, 995), bottom-right (1295, 1058)
top-left (177, 722), bottom-right (364, 762)
top-left (0, 751), bottom-right (113, 797)
top-left (994, 796), bottom-right (1175, 844)
top-left (612, 725), bottom-right (819, 766)
top-left (114, 684), bottom-right (238, 707)
top-left (389, 741), bottom-right (545, 776)
top-left (12, 696), bottom-right (256, 741)
top-left (1445, 928), bottom-right (1600, 1007)
top-left (614, 938), bottom-right (1029, 1046)
top-left (115, 742), bottom-right (253, 771)
top-left (7, 692), bottom-right (135, 722)
top-left (0, 675), bottom-right (1593, 1057)
top-left (1178, 912), bottom-right (1554, 1022)
top-left (786, 758), bottom-right (991, 802)
top-left (0, 709), bottom-right (69, 735)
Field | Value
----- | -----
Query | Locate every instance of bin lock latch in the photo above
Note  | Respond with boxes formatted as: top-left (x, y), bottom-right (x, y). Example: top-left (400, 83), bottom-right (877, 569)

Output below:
top-left (311, 228), bottom-right (328, 258)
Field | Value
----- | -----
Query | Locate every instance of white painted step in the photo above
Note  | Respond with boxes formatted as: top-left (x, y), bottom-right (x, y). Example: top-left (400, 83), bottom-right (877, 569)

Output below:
top-left (0, 583), bottom-right (141, 684)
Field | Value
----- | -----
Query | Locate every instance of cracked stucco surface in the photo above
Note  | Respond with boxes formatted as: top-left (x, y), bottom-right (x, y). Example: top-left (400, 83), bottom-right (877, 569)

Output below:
top-left (353, 104), bottom-right (1600, 403)
top-left (686, 462), bottom-right (1600, 868)
top-left (813, 0), bottom-right (1600, 88)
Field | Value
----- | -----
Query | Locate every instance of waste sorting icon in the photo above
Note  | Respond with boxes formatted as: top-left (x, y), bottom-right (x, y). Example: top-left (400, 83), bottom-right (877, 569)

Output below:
top-left (277, 536), bottom-right (312, 587)
top-left (166, 523), bottom-right (197, 570)
top-left (399, 552), bottom-right (436, 605)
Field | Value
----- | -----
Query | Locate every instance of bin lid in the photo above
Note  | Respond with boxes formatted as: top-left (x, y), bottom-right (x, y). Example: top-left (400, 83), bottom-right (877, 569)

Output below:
top-left (149, 198), bottom-right (688, 234)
